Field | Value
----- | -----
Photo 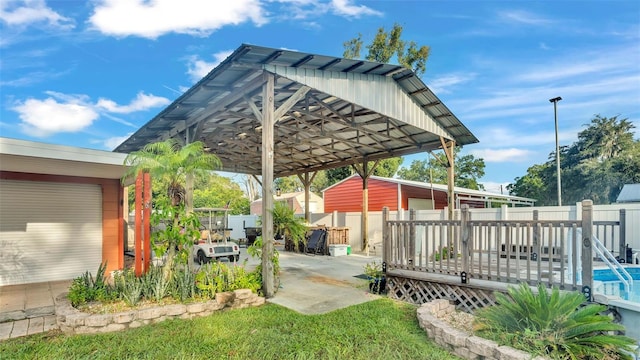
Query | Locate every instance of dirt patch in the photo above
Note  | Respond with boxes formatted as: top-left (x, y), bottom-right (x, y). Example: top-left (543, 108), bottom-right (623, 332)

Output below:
top-left (306, 275), bottom-right (352, 287)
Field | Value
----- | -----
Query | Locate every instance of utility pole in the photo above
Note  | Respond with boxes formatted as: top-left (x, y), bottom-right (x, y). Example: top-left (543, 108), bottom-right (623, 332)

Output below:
top-left (549, 96), bottom-right (562, 206)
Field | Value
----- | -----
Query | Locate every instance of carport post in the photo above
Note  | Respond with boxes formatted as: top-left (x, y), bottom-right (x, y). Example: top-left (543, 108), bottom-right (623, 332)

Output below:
top-left (261, 72), bottom-right (276, 298)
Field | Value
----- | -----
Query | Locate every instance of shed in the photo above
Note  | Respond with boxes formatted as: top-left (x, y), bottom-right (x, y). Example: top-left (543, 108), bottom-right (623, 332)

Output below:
top-left (250, 191), bottom-right (324, 216)
top-left (616, 184), bottom-right (640, 203)
top-left (0, 137), bottom-right (127, 286)
top-left (323, 175), bottom-right (535, 212)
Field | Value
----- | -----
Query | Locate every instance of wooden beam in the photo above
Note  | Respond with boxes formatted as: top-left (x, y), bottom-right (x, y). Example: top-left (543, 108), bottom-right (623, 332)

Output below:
top-left (261, 71), bottom-right (276, 298)
top-left (274, 86), bottom-right (310, 121)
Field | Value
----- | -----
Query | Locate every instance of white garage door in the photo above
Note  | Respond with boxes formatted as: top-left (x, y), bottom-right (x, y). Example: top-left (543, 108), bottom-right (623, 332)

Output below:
top-left (0, 180), bottom-right (102, 286)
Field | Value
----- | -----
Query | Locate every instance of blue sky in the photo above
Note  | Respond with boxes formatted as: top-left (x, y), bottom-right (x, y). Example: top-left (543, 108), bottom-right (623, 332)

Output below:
top-left (1, 0), bottom-right (638, 194)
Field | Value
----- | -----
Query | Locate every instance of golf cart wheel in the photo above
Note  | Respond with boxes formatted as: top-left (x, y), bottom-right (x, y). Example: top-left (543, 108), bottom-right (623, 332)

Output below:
top-left (228, 255), bottom-right (236, 262)
top-left (235, 255), bottom-right (240, 262)
top-left (197, 251), bottom-right (207, 265)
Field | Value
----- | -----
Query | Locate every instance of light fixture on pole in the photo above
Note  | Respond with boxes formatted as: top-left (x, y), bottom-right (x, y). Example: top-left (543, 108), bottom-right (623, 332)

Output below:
top-left (549, 96), bottom-right (562, 206)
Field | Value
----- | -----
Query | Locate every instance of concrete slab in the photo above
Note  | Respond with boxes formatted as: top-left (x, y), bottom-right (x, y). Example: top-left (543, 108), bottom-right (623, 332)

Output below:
top-left (10, 319), bottom-right (28, 338)
top-left (267, 251), bottom-right (383, 314)
top-left (0, 322), bottom-right (13, 341)
top-left (27, 317), bottom-right (44, 335)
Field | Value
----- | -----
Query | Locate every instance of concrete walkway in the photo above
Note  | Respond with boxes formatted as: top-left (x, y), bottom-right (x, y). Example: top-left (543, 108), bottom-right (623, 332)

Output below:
top-left (0, 248), bottom-right (381, 341)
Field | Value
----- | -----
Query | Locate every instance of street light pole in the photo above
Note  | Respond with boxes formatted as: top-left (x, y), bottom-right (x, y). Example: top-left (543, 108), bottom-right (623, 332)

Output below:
top-left (549, 96), bottom-right (562, 206)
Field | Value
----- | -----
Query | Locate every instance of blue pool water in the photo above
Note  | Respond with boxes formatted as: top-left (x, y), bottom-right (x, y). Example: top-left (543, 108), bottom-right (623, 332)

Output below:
top-left (593, 267), bottom-right (640, 303)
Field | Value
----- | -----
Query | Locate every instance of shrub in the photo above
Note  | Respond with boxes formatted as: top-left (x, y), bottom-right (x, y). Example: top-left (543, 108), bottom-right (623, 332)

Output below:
top-left (113, 269), bottom-right (143, 306)
top-left (474, 283), bottom-right (637, 360)
top-left (67, 263), bottom-right (115, 307)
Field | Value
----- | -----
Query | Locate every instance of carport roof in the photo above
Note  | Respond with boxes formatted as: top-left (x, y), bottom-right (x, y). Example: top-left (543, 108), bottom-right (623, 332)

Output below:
top-left (114, 44), bottom-right (478, 177)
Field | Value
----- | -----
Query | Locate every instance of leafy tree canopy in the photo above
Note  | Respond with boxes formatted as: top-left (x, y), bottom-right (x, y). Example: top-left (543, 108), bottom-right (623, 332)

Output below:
top-left (508, 115), bottom-right (638, 205)
top-left (193, 173), bottom-right (250, 215)
top-left (397, 149), bottom-right (486, 190)
top-left (343, 23), bottom-right (430, 77)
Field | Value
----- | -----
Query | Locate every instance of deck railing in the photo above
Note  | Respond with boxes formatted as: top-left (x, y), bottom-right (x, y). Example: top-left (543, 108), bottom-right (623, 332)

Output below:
top-left (382, 200), bottom-right (625, 298)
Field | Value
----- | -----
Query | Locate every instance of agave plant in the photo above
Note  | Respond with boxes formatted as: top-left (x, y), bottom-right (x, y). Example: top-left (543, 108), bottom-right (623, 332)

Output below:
top-left (474, 283), bottom-right (637, 360)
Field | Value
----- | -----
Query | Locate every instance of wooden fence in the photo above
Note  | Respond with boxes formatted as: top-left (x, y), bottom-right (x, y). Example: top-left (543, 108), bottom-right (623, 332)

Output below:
top-left (382, 200), bottom-right (626, 300)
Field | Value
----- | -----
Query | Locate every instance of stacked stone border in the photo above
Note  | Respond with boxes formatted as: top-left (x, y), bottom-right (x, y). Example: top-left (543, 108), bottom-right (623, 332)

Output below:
top-left (55, 289), bottom-right (265, 335)
top-left (418, 299), bottom-right (547, 360)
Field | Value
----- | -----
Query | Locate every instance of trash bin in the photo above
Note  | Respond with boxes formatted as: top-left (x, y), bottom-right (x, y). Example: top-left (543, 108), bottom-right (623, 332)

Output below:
top-left (347, 245), bottom-right (351, 255)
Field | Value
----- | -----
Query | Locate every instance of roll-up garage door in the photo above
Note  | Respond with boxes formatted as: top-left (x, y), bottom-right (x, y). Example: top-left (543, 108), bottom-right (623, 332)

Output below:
top-left (0, 180), bottom-right (102, 286)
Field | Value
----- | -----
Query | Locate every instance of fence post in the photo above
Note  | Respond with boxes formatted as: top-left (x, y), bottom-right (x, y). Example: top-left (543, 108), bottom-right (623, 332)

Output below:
top-left (461, 204), bottom-right (470, 278)
top-left (581, 200), bottom-right (593, 301)
top-left (409, 209), bottom-right (416, 269)
top-left (382, 207), bottom-right (389, 268)
top-left (619, 209), bottom-right (626, 261)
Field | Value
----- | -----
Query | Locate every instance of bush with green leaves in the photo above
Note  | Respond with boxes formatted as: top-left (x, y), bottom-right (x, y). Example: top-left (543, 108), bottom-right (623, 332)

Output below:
top-left (67, 263), bottom-right (116, 307)
top-left (474, 283), bottom-right (637, 360)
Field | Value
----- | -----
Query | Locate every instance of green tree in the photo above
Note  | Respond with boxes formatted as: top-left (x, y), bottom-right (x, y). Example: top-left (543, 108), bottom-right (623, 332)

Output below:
top-left (193, 173), bottom-right (250, 215)
top-left (397, 149), bottom-right (486, 190)
top-left (509, 115), bottom-right (638, 205)
top-left (343, 23), bottom-right (430, 77)
top-left (122, 139), bottom-right (222, 275)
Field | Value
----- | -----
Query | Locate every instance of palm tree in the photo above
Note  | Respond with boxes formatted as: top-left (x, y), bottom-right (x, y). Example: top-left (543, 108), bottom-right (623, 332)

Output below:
top-left (123, 139), bottom-right (221, 207)
top-left (122, 139), bottom-right (221, 274)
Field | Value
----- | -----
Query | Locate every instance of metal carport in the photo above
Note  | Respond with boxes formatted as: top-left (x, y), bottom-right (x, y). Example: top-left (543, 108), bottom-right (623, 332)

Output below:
top-left (115, 44), bottom-right (478, 296)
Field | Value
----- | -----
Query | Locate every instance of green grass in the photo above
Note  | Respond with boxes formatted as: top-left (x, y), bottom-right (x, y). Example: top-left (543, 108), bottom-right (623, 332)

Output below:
top-left (0, 299), bottom-right (460, 360)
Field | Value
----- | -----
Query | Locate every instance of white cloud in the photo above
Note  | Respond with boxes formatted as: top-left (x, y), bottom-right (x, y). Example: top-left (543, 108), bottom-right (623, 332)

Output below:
top-left (469, 148), bottom-right (535, 163)
top-left (13, 97), bottom-right (98, 137)
top-left (330, 0), bottom-right (382, 18)
top-left (104, 134), bottom-right (133, 150)
top-left (186, 51), bottom-right (233, 83)
top-left (96, 92), bottom-right (170, 113)
top-left (11, 91), bottom-right (170, 137)
top-left (0, 0), bottom-right (74, 29)
top-left (498, 10), bottom-right (553, 26)
top-left (89, 0), bottom-right (267, 39)
top-left (428, 73), bottom-right (476, 94)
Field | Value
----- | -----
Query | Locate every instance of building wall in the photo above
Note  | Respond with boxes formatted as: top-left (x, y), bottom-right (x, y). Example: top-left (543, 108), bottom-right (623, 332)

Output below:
top-left (326, 177), bottom-right (489, 213)
top-left (0, 171), bottom-right (124, 274)
top-left (324, 177), bottom-right (398, 212)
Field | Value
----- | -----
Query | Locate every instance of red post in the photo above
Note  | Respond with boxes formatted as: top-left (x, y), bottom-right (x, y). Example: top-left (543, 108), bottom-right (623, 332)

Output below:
top-left (134, 172), bottom-right (143, 276)
top-left (143, 172), bottom-right (151, 273)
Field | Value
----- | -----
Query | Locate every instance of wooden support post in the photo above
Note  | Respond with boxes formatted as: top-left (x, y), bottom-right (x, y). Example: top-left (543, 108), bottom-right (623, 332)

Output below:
top-left (460, 204), bottom-right (470, 276)
top-left (134, 172), bottom-right (143, 276)
top-left (581, 199), bottom-right (593, 301)
top-left (382, 207), bottom-right (389, 267)
top-left (409, 209), bottom-right (416, 269)
top-left (261, 71), bottom-right (276, 298)
top-left (297, 171), bottom-right (317, 224)
top-left (142, 172), bottom-right (151, 274)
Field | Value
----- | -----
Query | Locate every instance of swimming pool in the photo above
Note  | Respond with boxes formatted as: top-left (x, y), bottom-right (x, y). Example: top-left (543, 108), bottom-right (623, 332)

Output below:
top-left (594, 267), bottom-right (640, 303)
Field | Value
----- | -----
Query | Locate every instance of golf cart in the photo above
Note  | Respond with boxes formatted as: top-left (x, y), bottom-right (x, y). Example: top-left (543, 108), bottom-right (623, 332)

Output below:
top-left (193, 207), bottom-right (240, 264)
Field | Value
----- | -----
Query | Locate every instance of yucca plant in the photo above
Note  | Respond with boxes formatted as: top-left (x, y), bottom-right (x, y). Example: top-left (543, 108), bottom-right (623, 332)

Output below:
top-left (474, 283), bottom-right (637, 360)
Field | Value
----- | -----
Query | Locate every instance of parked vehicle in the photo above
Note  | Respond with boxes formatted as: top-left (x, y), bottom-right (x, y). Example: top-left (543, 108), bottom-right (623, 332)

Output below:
top-left (193, 230), bottom-right (240, 264)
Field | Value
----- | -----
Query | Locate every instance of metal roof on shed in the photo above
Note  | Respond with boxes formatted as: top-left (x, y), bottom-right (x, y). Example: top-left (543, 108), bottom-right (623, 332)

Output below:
top-left (114, 44), bottom-right (478, 177)
top-left (616, 184), bottom-right (640, 203)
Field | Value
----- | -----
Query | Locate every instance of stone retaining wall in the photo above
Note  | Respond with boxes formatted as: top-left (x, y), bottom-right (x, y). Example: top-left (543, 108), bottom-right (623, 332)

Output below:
top-left (417, 300), bottom-right (546, 360)
top-left (55, 289), bottom-right (265, 335)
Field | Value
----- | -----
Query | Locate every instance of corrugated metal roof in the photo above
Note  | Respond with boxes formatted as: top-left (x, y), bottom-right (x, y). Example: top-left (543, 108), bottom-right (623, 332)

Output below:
top-left (114, 44), bottom-right (478, 177)
top-left (616, 184), bottom-right (640, 203)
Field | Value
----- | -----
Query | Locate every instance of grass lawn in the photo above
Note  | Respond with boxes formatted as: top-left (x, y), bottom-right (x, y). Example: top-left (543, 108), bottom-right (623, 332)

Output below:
top-left (0, 298), bottom-right (459, 360)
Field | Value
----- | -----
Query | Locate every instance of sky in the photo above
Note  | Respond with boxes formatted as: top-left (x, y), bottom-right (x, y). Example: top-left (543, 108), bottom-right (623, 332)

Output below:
top-left (1, 0), bottom-right (639, 194)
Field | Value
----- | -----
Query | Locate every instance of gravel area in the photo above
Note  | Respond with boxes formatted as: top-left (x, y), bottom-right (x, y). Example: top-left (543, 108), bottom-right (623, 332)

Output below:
top-left (440, 309), bottom-right (476, 333)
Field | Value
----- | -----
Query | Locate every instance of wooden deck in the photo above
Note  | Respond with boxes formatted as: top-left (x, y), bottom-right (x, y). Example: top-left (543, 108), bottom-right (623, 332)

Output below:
top-left (382, 200), bottom-right (626, 312)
